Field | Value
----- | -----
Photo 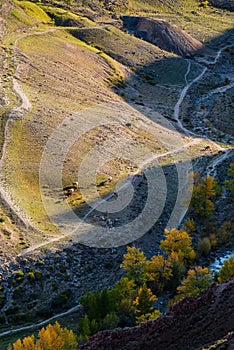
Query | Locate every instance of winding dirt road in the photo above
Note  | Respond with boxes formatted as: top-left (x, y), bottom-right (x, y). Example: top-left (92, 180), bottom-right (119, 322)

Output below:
top-left (0, 304), bottom-right (81, 338)
top-left (174, 46), bottom-right (234, 178)
top-left (0, 29), bottom-right (233, 338)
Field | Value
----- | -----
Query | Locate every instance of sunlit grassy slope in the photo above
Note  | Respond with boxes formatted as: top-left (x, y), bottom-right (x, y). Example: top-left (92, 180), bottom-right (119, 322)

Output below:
top-left (0, 0), bottom-right (233, 246)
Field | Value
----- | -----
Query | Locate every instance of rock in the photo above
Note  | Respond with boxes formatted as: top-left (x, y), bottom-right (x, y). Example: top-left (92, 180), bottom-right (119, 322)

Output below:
top-left (80, 277), bottom-right (234, 350)
top-left (209, 0), bottom-right (234, 11)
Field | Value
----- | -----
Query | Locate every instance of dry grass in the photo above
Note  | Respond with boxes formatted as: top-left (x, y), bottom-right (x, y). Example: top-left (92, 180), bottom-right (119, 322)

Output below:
top-left (0, 0), bottom-right (233, 245)
top-left (1, 27), bottom-right (124, 234)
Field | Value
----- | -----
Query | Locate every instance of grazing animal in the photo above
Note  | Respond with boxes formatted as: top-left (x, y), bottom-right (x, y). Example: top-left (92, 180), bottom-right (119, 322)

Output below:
top-left (63, 186), bottom-right (75, 197)
top-left (98, 177), bottom-right (113, 187)
top-left (67, 188), bottom-right (74, 196)
top-left (204, 145), bottom-right (211, 151)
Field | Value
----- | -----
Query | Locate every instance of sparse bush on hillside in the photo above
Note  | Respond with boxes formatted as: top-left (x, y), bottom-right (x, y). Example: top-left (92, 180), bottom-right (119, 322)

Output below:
top-left (199, 0), bottom-right (210, 7)
top-left (14, 270), bottom-right (24, 283)
top-left (27, 271), bottom-right (35, 280)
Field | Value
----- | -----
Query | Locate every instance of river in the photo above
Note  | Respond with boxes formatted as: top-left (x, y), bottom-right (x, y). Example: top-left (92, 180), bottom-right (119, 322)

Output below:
top-left (208, 246), bottom-right (234, 273)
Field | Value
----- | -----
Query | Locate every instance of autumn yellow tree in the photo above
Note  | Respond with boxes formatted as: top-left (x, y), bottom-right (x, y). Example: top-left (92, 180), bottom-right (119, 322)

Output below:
top-left (8, 322), bottom-right (77, 350)
top-left (176, 266), bottom-right (213, 299)
top-left (218, 257), bottom-right (234, 283)
top-left (146, 254), bottom-right (173, 291)
top-left (134, 284), bottom-right (161, 324)
top-left (121, 246), bottom-right (147, 285)
top-left (182, 218), bottom-right (196, 233)
top-left (8, 337), bottom-right (36, 350)
top-left (160, 228), bottom-right (195, 264)
top-left (190, 175), bottom-right (217, 218)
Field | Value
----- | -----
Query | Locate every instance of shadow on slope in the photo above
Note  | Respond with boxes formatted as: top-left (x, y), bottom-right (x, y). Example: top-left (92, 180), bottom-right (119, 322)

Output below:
top-left (121, 25), bottom-right (234, 141)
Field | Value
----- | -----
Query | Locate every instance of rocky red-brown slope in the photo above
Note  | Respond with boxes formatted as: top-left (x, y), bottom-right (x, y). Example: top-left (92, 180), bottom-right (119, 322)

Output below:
top-left (80, 277), bottom-right (234, 350)
top-left (122, 16), bottom-right (204, 56)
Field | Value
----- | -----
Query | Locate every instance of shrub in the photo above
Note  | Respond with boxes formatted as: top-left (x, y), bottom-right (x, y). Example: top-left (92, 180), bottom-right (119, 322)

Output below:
top-left (35, 270), bottom-right (42, 280)
top-left (27, 271), bottom-right (35, 281)
top-left (199, 1), bottom-right (209, 8)
top-left (197, 237), bottom-right (211, 257)
top-left (209, 233), bottom-right (217, 249)
top-left (218, 221), bottom-right (233, 246)
top-left (15, 270), bottom-right (24, 283)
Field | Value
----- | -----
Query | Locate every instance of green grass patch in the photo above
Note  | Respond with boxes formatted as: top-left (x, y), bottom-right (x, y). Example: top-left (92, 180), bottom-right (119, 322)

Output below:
top-left (12, 0), bottom-right (52, 26)
top-left (3, 120), bottom-right (57, 233)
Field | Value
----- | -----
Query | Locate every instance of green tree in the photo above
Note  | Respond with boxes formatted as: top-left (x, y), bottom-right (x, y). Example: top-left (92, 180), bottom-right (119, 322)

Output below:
top-left (167, 254), bottom-right (186, 291)
top-left (78, 314), bottom-right (91, 337)
top-left (112, 277), bottom-right (136, 304)
top-left (89, 319), bottom-right (99, 334)
top-left (176, 266), bottom-right (213, 299)
top-left (99, 287), bottom-right (115, 318)
top-left (225, 163), bottom-right (234, 197)
top-left (121, 246), bottom-right (147, 285)
top-left (80, 290), bottom-right (102, 320)
top-left (111, 277), bottom-right (136, 322)
top-left (102, 312), bottom-right (119, 330)
top-left (218, 257), bottom-right (234, 283)
top-left (160, 228), bottom-right (195, 264)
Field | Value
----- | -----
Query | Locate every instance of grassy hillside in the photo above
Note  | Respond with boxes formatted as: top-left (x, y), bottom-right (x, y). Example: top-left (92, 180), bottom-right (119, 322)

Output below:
top-left (0, 0), bottom-right (233, 347)
top-left (0, 0), bottom-right (233, 245)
